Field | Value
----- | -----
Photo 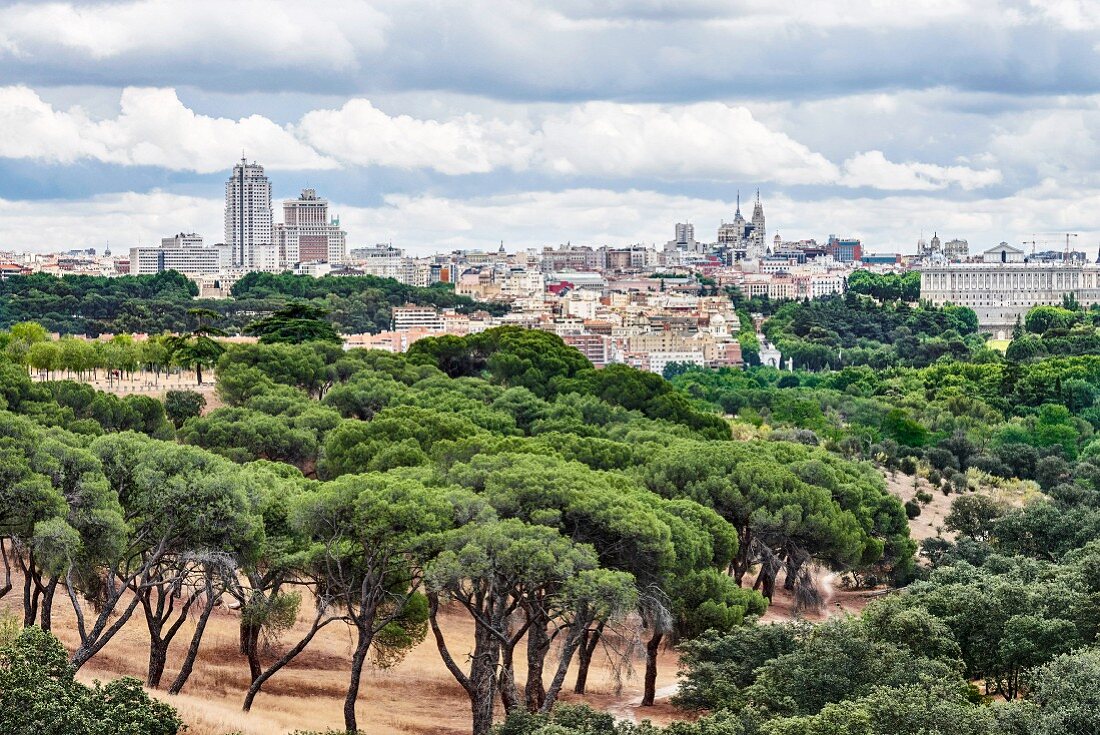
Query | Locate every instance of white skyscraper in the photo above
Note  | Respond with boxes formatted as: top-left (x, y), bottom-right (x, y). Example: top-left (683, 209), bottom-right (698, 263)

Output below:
top-left (224, 158), bottom-right (273, 269)
top-left (273, 188), bottom-right (347, 266)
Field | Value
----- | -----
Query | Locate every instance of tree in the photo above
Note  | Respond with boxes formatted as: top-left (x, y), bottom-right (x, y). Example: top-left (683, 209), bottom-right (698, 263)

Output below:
top-left (674, 624), bottom-right (803, 710)
top-left (1025, 306), bottom-right (1077, 335)
top-left (945, 495), bottom-right (1003, 543)
top-left (1029, 648), bottom-right (1100, 735)
top-left (0, 626), bottom-right (183, 735)
top-left (166, 308), bottom-right (227, 385)
top-left (245, 302), bottom-right (342, 345)
top-left (290, 474), bottom-right (453, 733)
top-left (426, 517), bottom-right (634, 735)
top-left (89, 434), bottom-right (260, 686)
top-left (164, 390), bottom-right (206, 428)
top-left (904, 565), bottom-right (1082, 701)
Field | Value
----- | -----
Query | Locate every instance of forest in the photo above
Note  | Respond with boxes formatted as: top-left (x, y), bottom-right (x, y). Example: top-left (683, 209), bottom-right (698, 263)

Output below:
top-left (1, 283), bottom-right (1100, 734)
top-left (0, 270), bottom-right (499, 336)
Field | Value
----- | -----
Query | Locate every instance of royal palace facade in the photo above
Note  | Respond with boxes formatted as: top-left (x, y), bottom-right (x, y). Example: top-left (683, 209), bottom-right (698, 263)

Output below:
top-left (920, 243), bottom-right (1100, 337)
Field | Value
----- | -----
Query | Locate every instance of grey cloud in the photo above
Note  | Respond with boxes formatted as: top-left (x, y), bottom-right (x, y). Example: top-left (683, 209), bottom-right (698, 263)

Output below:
top-left (1, 1), bottom-right (1099, 101)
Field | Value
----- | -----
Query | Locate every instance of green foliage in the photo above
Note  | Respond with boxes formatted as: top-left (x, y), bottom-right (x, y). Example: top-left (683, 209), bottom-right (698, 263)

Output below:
top-left (762, 293), bottom-right (980, 370)
top-left (1028, 648), bottom-right (1100, 735)
top-left (1025, 306), bottom-right (1079, 335)
top-left (0, 627), bottom-right (183, 735)
top-left (163, 389), bottom-right (206, 428)
top-left (846, 270), bottom-right (921, 302)
top-left (244, 302), bottom-right (342, 344)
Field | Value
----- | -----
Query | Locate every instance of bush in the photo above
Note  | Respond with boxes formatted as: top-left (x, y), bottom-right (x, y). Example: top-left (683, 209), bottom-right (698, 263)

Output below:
top-left (164, 389), bottom-right (206, 428)
top-left (904, 499), bottom-right (922, 519)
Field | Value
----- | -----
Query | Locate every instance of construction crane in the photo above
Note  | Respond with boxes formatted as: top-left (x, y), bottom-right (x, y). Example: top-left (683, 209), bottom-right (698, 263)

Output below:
top-left (1033, 232), bottom-right (1080, 263)
top-left (1064, 233), bottom-right (1079, 262)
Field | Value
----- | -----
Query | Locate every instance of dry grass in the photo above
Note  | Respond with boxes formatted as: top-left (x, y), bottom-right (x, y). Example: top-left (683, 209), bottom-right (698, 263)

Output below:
top-left (0, 581), bottom-right (681, 735)
top-left (884, 471), bottom-right (955, 542)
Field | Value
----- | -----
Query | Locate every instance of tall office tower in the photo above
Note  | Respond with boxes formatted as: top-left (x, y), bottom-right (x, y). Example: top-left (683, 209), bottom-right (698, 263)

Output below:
top-left (224, 158), bottom-right (273, 269)
top-left (273, 188), bottom-right (348, 266)
top-left (667, 222), bottom-right (699, 254)
top-left (675, 222), bottom-right (694, 244)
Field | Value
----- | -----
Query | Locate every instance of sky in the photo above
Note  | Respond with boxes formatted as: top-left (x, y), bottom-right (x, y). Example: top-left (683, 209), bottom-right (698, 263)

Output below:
top-left (2, 0), bottom-right (1100, 255)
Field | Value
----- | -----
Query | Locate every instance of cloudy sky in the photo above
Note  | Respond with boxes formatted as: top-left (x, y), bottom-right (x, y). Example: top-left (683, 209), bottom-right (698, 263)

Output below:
top-left (3, 0), bottom-right (1100, 255)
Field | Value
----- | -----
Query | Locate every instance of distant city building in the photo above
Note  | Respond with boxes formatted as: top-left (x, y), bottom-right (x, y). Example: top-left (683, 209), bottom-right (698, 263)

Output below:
top-left (560, 333), bottom-right (611, 366)
top-left (224, 158), bottom-right (273, 269)
top-left (921, 243), bottom-right (1100, 336)
top-left (161, 232), bottom-right (204, 250)
top-left (718, 192), bottom-right (766, 260)
top-left (130, 231), bottom-right (222, 275)
top-left (860, 253), bottom-right (901, 265)
top-left (392, 304), bottom-right (445, 331)
top-left (826, 235), bottom-right (862, 263)
top-left (666, 222), bottom-right (701, 256)
top-left (944, 238), bottom-right (969, 261)
top-left (273, 188), bottom-right (347, 267)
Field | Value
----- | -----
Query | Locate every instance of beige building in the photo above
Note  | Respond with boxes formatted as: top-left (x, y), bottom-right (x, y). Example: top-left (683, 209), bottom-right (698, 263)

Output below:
top-left (920, 243), bottom-right (1100, 336)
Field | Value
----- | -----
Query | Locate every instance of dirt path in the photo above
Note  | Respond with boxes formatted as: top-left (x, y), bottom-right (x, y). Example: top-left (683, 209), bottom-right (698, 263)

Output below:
top-left (607, 684), bottom-right (681, 723)
top-left (31, 371), bottom-right (223, 413)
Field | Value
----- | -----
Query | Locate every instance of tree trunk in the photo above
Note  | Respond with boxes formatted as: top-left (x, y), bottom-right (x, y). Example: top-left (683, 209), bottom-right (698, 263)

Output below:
top-left (240, 620), bottom-right (263, 684)
top-left (169, 587), bottom-right (218, 695)
top-left (573, 621), bottom-right (604, 695)
top-left (524, 616), bottom-right (550, 712)
top-left (539, 609), bottom-right (592, 714)
top-left (641, 631), bottom-right (663, 707)
top-left (732, 529), bottom-right (753, 585)
top-left (20, 553), bottom-right (39, 627)
top-left (0, 540), bottom-right (12, 600)
top-left (784, 555), bottom-right (799, 591)
top-left (147, 638), bottom-right (169, 689)
top-left (469, 622), bottom-right (500, 735)
top-left (40, 577), bottom-right (59, 632)
top-left (343, 628), bottom-right (371, 734)
top-left (242, 610), bottom-right (332, 711)
top-left (498, 641), bottom-right (520, 713)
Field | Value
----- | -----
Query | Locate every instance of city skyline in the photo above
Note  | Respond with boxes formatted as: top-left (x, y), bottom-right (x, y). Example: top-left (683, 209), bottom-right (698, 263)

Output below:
top-left (1, 1), bottom-right (1100, 253)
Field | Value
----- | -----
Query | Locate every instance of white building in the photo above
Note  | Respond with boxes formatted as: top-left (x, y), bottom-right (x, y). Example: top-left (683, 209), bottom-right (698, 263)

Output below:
top-left (920, 245), bottom-right (1100, 337)
top-left (351, 245), bottom-right (407, 280)
top-left (224, 158), bottom-right (273, 269)
top-left (129, 232), bottom-right (222, 275)
top-left (645, 351), bottom-right (706, 375)
top-left (273, 189), bottom-right (347, 267)
top-left (392, 305), bottom-right (445, 331)
top-left (161, 232), bottom-right (204, 249)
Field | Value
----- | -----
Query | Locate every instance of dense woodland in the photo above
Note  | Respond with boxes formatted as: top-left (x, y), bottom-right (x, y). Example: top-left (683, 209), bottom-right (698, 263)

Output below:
top-left (2, 272), bottom-right (1100, 734)
top-left (0, 271), bottom-right (499, 336)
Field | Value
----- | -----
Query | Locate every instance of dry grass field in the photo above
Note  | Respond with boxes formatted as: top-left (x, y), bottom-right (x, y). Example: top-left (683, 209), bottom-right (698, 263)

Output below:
top-left (0, 580), bottom-right (684, 735)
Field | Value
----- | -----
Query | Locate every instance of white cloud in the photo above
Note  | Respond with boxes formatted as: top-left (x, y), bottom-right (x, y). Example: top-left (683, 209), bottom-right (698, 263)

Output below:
top-left (0, 86), bottom-right (336, 173)
top-left (1027, 0), bottom-right (1100, 30)
top-left (0, 87), bottom-right (844, 183)
top-left (0, 191), bottom-right (223, 254)
top-left (0, 84), bottom-right (1023, 193)
top-left (7, 181), bottom-right (1099, 257)
top-left (535, 102), bottom-right (840, 184)
top-left (988, 108), bottom-right (1100, 182)
top-left (296, 99), bottom-right (535, 175)
top-left (841, 150), bottom-right (1003, 190)
top-left (0, 0), bottom-right (386, 67)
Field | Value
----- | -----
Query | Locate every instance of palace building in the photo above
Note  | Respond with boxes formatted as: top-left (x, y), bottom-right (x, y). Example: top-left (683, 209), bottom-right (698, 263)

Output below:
top-left (920, 242), bottom-right (1100, 337)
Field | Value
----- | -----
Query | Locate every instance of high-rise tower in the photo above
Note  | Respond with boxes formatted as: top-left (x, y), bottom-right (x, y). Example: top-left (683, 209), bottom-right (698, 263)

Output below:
top-left (225, 157), bottom-right (273, 269)
top-left (273, 188), bottom-right (347, 266)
